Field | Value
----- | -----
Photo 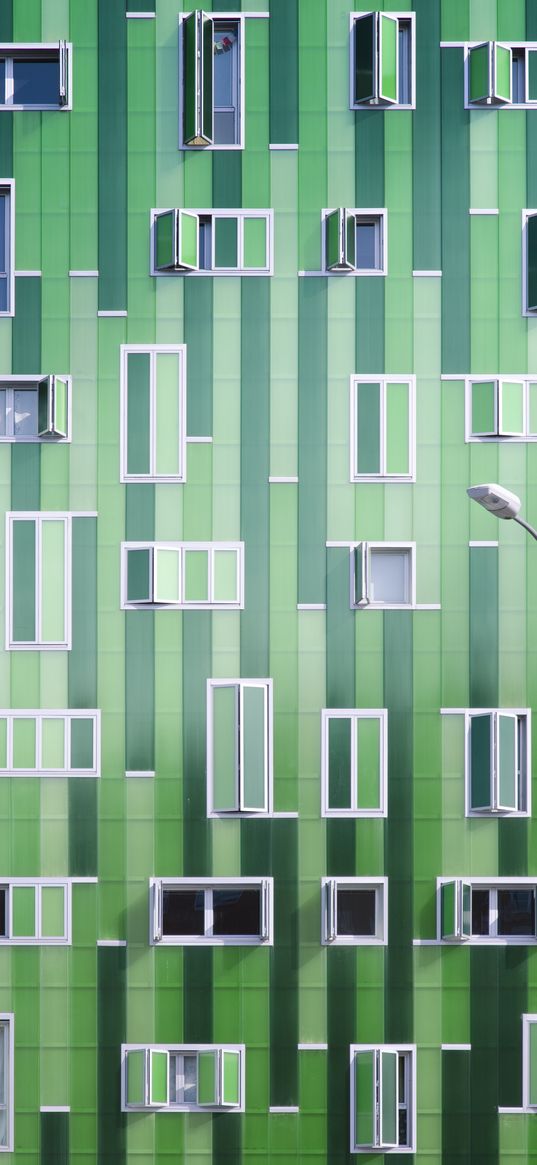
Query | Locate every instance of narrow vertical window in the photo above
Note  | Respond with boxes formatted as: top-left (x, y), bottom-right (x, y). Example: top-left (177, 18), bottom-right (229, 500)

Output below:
top-left (353, 377), bottom-right (413, 480)
top-left (0, 1016), bottom-right (13, 1150)
top-left (208, 680), bottom-right (272, 815)
top-left (121, 346), bottom-right (186, 483)
top-left (182, 13), bottom-right (241, 147)
top-left (322, 710), bottom-right (387, 817)
top-left (0, 185), bottom-right (13, 315)
top-left (7, 513), bottom-right (71, 649)
top-left (352, 13), bottom-right (414, 109)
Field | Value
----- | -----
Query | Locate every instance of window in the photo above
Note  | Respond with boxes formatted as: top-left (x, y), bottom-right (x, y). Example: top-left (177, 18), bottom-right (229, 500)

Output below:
top-left (353, 543), bottom-right (415, 608)
top-left (181, 11), bottom-right (242, 147)
top-left (322, 878), bottom-right (387, 945)
top-left (0, 183), bottom-right (14, 316)
top-left (351, 377), bottom-right (415, 480)
top-left (0, 710), bottom-right (99, 777)
top-left (151, 878), bottom-right (272, 945)
top-left (465, 710), bottom-right (529, 816)
top-left (120, 346), bottom-right (186, 482)
top-left (207, 680), bottom-right (272, 816)
top-left (323, 209), bottom-right (386, 274)
top-left (523, 1015), bottom-right (537, 1109)
top-left (466, 377), bottom-right (537, 440)
top-left (0, 375), bottom-right (70, 442)
top-left (0, 880), bottom-right (70, 944)
top-left (0, 42), bottom-right (70, 109)
top-left (351, 12), bottom-right (415, 109)
top-left (152, 209), bottom-right (272, 275)
top-left (351, 1045), bottom-right (416, 1153)
top-left (123, 1044), bottom-right (244, 1112)
top-left (525, 210), bottom-right (537, 314)
top-left (122, 542), bottom-right (244, 610)
top-left (465, 41), bottom-right (537, 108)
top-left (6, 513), bottom-right (72, 649)
top-left (0, 1016), bottom-right (13, 1152)
top-left (321, 710), bottom-right (387, 817)
top-left (439, 878), bottom-right (537, 943)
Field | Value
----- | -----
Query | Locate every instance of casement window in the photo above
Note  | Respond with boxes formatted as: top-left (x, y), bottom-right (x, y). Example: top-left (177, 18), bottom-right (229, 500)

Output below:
top-left (351, 12), bottom-right (415, 109)
top-left (0, 183), bottom-right (14, 316)
top-left (322, 878), bottom-right (387, 945)
top-left (525, 211), bottom-right (537, 314)
top-left (0, 880), bottom-right (70, 944)
top-left (207, 679), bottom-right (272, 816)
top-left (0, 42), bottom-right (70, 109)
top-left (123, 1044), bottom-right (244, 1112)
top-left (353, 543), bottom-right (415, 608)
top-left (466, 377), bottom-right (537, 440)
top-left (351, 377), bottom-right (415, 480)
top-left (321, 710), bottom-right (387, 817)
top-left (351, 1045), bottom-right (416, 1153)
top-left (0, 1016), bottom-right (13, 1152)
top-left (465, 710), bottom-right (529, 816)
top-left (152, 209), bottom-right (272, 275)
top-left (0, 375), bottom-right (70, 442)
top-left (181, 11), bottom-right (243, 147)
top-left (439, 878), bottom-right (537, 943)
top-left (151, 877), bottom-right (272, 945)
top-left (465, 42), bottom-right (537, 108)
top-left (6, 513), bottom-right (72, 649)
top-left (120, 346), bottom-right (186, 483)
top-left (323, 209), bottom-right (386, 274)
top-left (122, 542), bottom-right (244, 610)
top-left (0, 710), bottom-right (99, 777)
top-left (523, 1015), bottom-right (537, 1110)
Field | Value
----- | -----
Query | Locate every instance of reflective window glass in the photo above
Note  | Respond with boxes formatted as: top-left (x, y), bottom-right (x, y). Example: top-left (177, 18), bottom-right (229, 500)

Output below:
top-left (13, 58), bottom-right (58, 105)
top-left (212, 889), bottom-right (260, 936)
top-left (14, 390), bottom-right (37, 436)
top-left (162, 889), bottom-right (204, 936)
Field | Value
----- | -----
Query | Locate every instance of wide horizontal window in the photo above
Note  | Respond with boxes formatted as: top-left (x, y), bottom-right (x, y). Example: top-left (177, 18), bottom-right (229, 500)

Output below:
top-left (151, 878), bottom-right (272, 945)
top-left (182, 11), bottom-right (242, 147)
top-left (321, 709), bottom-right (387, 817)
top-left (0, 42), bottom-right (70, 109)
top-left (6, 513), bottom-right (72, 649)
top-left (0, 375), bottom-right (70, 441)
top-left (207, 680), bottom-right (272, 815)
top-left (0, 880), bottom-right (70, 944)
top-left (122, 542), bottom-right (244, 610)
top-left (323, 878), bottom-right (387, 944)
top-left (123, 1044), bottom-right (244, 1111)
top-left (323, 208), bottom-right (386, 273)
top-left (466, 41), bottom-right (537, 107)
top-left (153, 209), bottom-right (272, 275)
top-left (352, 377), bottom-right (414, 479)
top-left (440, 878), bottom-right (537, 942)
top-left (353, 542), bottom-right (415, 608)
top-left (351, 12), bottom-right (414, 108)
top-left (351, 1044), bottom-right (416, 1153)
top-left (0, 710), bottom-right (99, 777)
top-left (120, 346), bottom-right (186, 482)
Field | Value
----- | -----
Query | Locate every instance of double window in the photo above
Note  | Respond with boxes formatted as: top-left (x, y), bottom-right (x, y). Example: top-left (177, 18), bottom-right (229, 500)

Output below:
top-left (439, 878), bottom-right (537, 943)
top-left (353, 543), bottom-right (415, 608)
top-left (123, 1044), bottom-right (244, 1111)
top-left (0, 183), bottom-right (14, 316)
top-left (321, 710), bottom-right (387, 817)
top-left (322, 878), bottom-right (387, 945)
top-left (207, 680), bottom-right (272, 816)
top-left (153, 209), bottom-right (272, 275)
top-left (323, 209), bottom-right (386, 274)
top-left (151, 877), bottom-right (272, 945)
top-left (0, 1016), bottom-right (13, 1151)
top-left (351, 377), bottom-right (415, 480)
top-left (465, 710), bottom-right (529, 816)
top-left (351, 1045), bottom-right (416, 1153)
top-left (466, 41), bottom-right (537, 107)
top-left (0, 42), bottom-right (70, 109)
top-left (6, 513), bottom-right (72, 649)
top-left (0, 710), bottom-right (99, 778)
top-left (351, 12), bottom-right (415, 109)
top-left (0, 375), bottom-right (69, 442)
top-left (120, 346), bottom-right (186, 482)
top-left (181, 12), bottom-right (242, 147)
top-left (122, 542), bottom-right (244, 610)
top-left (466, 377), bottom-right (537, 441)
top-left (0, 880), bottom-right (70, 944)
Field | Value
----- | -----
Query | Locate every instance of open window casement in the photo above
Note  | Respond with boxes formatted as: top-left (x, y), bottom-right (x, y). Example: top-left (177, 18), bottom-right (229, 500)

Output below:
top-left (183, 10), bottom-right (214, 146)
top-left (260, 878), bottom-right (270, 942)
top-left (153, 547), bottom-right (181, 604)
top-left (197, 1048), bottom-right (240, 1107)
top-left (126, 1048), bottom-right (170, 1108)
top-left (354, 1048), bottom-right (398, 1150)
top-left (154, 209), bottom-right (199, 271)
top-left (469, 712), bottom-right (520, 813)
top-left (126, 548), bottom-right (153, 603)
top-left (469, 41), bottom-right (512, 104)
top-left (325, 209), bottom-right (356, 270)
top-left (441, 878), bottom-right (471, 941)
top-left (354, 12), bottom-right (398, 106)
top-left (59, 40), bottom-right (69, 105)
top-left (354, 543), bottom-right (369, 606)
top-left (528, 214), bottom-right (537, 313)
top-left (152, 880), bottom-right (163, 943)
top-left (38, 375), bottom-right (68, 438)
top-left (325, 878), bottom-right (337, 942)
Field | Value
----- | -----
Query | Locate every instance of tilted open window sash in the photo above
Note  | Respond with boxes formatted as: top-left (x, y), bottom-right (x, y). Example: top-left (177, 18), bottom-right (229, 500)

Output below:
top-left (325, 878), bottom-right (337, 942)
top-left (441, 878), bottom-right (471, 941)
top-left (354, 543), bottom-right (369, 606)
top-left (325, 208), bottom-right (356, 270)
top-left (354, 12), bottom-right (398, 106)
top-left (38, 375), bottom-right (68, 438)
top-left (470, 379), bottom-right (525, 437)
top-left (468, 41), bottom-right (512, 103)
top-left (210, 681), bottom-right (270, 814)
top-left (126, 547), bottom-right (181, 605)
top-left (198, 1048), bottom-right (240, 1107)
top-left (183, 10), bottom-right (214, 146)
top-left (59, 39), bottom-right (68, 105)
top-left (469, 711), bottom-right (522, 813)
top-left (154, 209), bottom-right (199, 271)
top-left (126, 1048), bottom-right (170, 1108)
top-left (528, 213), bottom-right (537, 313)
top-left (152, 879), bottom-right (163, 943)
top-left (353, 1048), bottom-right (398, 1150)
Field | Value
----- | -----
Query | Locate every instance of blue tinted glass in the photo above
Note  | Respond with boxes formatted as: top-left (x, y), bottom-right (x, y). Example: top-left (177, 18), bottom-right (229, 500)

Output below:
top-left (0, 62), bottom-right (5, 103)
top-left (13, 59), bottom-right (59, 105)
top-left (0, 196), bottom-right (6, 274)
top-left (213, 26), bottom-right (237, 107)
top-left (356, 221), bottom-right (378, 269)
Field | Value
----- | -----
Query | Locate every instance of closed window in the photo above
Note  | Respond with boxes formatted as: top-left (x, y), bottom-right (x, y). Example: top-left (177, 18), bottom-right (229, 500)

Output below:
top-left (440, 878), bottom-right (537, 942)
top-left (0, 881), bottom-right (70, 944)
top-left (352, 377), bottom-right (415, 480)
top-left (0, 710), bottom-right (99, 777)
top-left (181, 12), bottom-right (242, 147)
top-left (353, 543), bottom-right (415, 608)
top-left (466, 710), bottom-right (529, 816)
top-left (120, 346), bottom-right (186, 482)
top-left (523, 1015), bottom-right (537, 1109)
top-left (322, 878), bottom-right (387, 945)
top-left (0, 375), bottom-right (69, 441)
top-left (0, 1016), bottom-right (13, 1151)
top-left (0, 42), bottom-right (70, 108)
top-left (466, 41), bottom-right (537, 108)
top-left (207, 680), bottom-right (272, 815)
top-left (321, 710), bottom-right (387, 817)
top-left (466, 377), bottom-right (537, 440)
top-left (6, 513), bottom-right (72, 649)
top-left (351, 12), bottom-right (415, 109)
top-left (123, 1044), bottom-right (244, 1111)
top-left (0, 184), bottom-right (14, 316)
top-left (323, 209), bottom-right (386, 274)
top-left (525, 210), bottom-right (537, 314)
top-left (153, 209), bottom-right (271, 275)
top-left (122, 543), bottom-right (244, 610)
top-left (151, 878), bottom-right (272, 945)
top-left (351, 1045), bottom-right (416, 1153)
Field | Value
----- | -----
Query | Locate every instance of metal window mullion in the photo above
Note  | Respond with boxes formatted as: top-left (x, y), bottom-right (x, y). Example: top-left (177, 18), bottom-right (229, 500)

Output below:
top-left (150, 351), bottom-right (157, 477)
top-left (210, 213), bottom-right (216, 271)
top-left (524, 379), bottom-right (530, 437)
top-left (350, 716), bottom-right (359, 811)
top-left (205, 889), bottom-right (213, 938)
top-left (4, 58), bottom-right (13, 105)
top-left (36, 713), bottom-right (43, 773)
top-left (492, 711), bottom-right (499, 810)
top-left (6, 885), bottom-right (12, 940)
top-left (489, 888), bottom-right (498, 936)
top-left (64, 715), bottom-right (71, 774)
top-left (35, 885), bottom-right (42, 940)
top-left (5, 388), bottom-right (13, 437)
top-left (380, 380), bottom-right (388, 476)
top-left (238, 214), bottom-right (245, 270)
top-left (363, 542), bottom-right (370, 603)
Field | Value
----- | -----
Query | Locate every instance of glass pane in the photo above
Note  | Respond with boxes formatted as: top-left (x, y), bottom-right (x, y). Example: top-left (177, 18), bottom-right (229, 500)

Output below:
top-left (354, 1051), bottom-right (375, 1148)
top-left (529, 49), bottom-right (537, 101)
top-left (213, 550), bottom-right (238, 602)
top-left (183, 1055), bottom-right (197, 1103)
top-left (529, 1023), bottom-right (537, 1104)
top-left (150, 1050), bottom-right (168, 1105)
top-left (0, 720), bottom-right (6, 769)
top-left (41, 886), bottom-right (65, 938)
top-left (386, 382), bottom-right (410, 474)
top-left (184, 550), bottom-right (209, 602)
top-left (0, 1024), bottom-right (4, 1100)
top-left (155, 211), bottom-right (175, 270)
top-left (469, 43), bottom-right (490, 102)
top-left (529, 382), bottom-right (537, 433)
top-left (154, 549), bottom-right (181, 603)
top-left (0, 277), bottom-right (7, 313)
top-left (497, 889), bottom-right (535, 935)
top-left (198, 1051), bottom-right (218, 1105)
top-left (0, 195), bottom-right (6, 274)
top-left (213, 23), bottom-right (238, 144)
top-left (356, 718), bottom-right (381, 810)
top-left (242, 687), bottom-right (266, 810)
top-left (214, 218), bottom-right (238, 268)
top-left (126, 352), bottom-right (151, 475)
top-left (369, 549), bottom-right (409, 603)
top-left (441, 881), bottom-right (456, 938)
top-left (13, 58), bottom-right (59, 105)
top-left (41, 718), bottom-right (65, 769)
top-left (336, 888), bottom-right (376, 936)
top-left (127, 1049), bottom-right (145, 1106)
top-left (155, 354), bottom-right (180, 477)
top-left (380, 14), bottom-right (397, 102)
top-left (0, 62), bottom-right (4, 104)
top-left (0, 888), bottom-right (6, 937)
top-left (13, 718), bottom-right (36, 770)
top-left (511, 49), bottom-right (525, 103)
top-left (398, 21), bottom-right (411, 104)
top-left (179, 211), bottom-right (198, 269)
top-left (355, 221), bottom-right (378, 269)
top-left (0, 390), bottom-right (6, 436)
top-left (70, 719), bottom-right (94, 770)
top-left (41, 520), bottom-right (65, 642)
top-left (162, 889), bottom-right (205, 936)
top-left (12, 519), bottom-right (36, 642)
top-left (212, 686), bottom-right (238, 811)
top-left (243, 217), bottom-right (267, 269)
top-left (213, 889), bottom-right (260, 936)
top-left (380, 1049), bottom-right (398, 1146)
top-left (498, 715), bottom-right (517, 808)
top-left (127, 548), bottom-right (151, 602)
top-left (13, 390), bottom-right (37, 436)
top-left (354, 13), bottom-right (375, 103)
top-left (471, 889), bottom-right (490, 935)
top-left (12, 885), bottom-right (36, 937)
top-left (500, 381), bottom-right (524, 433)
top-left (328, 717), bottom-right (352, 809)
top-left (471, 380), bottom-right (496, 434)
top-left (470, 714), bottom-right (492, 809)
top-left (222, 1050), bottom-right (240, 1105)
top-left (495, 44), bottom-right (511, 101)
top-left (0, 1108), bottom-right (6, 1148)
top-left (356, 382), bottom-right (381, 474)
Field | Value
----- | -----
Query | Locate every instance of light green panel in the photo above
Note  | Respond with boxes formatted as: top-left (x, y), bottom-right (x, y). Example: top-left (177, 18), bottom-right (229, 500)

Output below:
top-left (270, 485), bottom-right (298, 809)
top-left (384, 114), bottom-right (413, 373)
top-left (156, 3), bottom-right (187, 209)
top-left (469, 116), bottom-right (498, 210)
top-left (13, 116), bottom-right (42, 269)
top-left (498, 113), bottom-right (527, 374)
top-left (298, 611), bottom-right (326, 1044)
top-left (40, 780), bottom-right (68, 877)
top-left (155, 482), bottom-right (183, 541)
top-left (325, 0), bottom-right (355, 207)
top-left (469, 0), bottom-right (497, 38)
top-left (298, 0), bottom-right (327, 271)
top-left (211, 820), bottom-right (240, 876)
top-left (470, 214), bottom-right (499, 375)
top-left (183, 445), bottom-right (212, 541)
top-left (41, 0), bottom-right (69, 39)
top-left (212, 280), bottom-right (241, 539)
top-left (326, 279), bottom-right (354, 540)
top-left (270, 153), bottom-right (298, 477)
top-left (243, 19), bottom-right (270, 203)
top-left (69, 278), bottom-right (98, 511)
top-left (69, 0), bottom-right (98, 271)
top-left (155, 280), bottom-right (184, 348)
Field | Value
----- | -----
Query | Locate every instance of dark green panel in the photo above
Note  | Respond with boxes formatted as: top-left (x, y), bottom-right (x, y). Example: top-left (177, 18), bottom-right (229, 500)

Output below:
top-left (441, 49), bottom-right (470, 373)
top-left (69, 517), bottom-right (98, 706)
top-left (241, 278), bottom-right (270, 675)
top-left (298, 278), bottom-right (327, 603)
top-left (269, 0), bottom-right (298, 144)
top-left (126, 483), bottom-right (154, 541)
top-left (13, 276), bottom-right (41, 373)
top-left (184, 948), bottom-right (213, 1042)
top-left (71, 719), bottom-right (95, 770)
top-left (355, 280), bottom-right (385, 374)
top-left (182, 613), bottom-right (211, 873)
top-left (11, 445), bottom-right (40, 510)
top-left (184, 279), bottom-right (213, 436)
top-left (442, 1051), bottom-right (470, 1165)
top-left (213, 1113), bottom-right (242, 1165)
top-left (499, 949), bottom-right (526, 1108)
top-left (125, 0), bottom-right (150, 10)
top-left (98, 0), bottom-right (127, 310)
top-left (469, 547), bottom-right (498, 708)
top-left (528, 3), bottom-right (537, 202)
top-left (125, 613), bottom-right (154, 773)
top-left (98, 946), bottom-right (127, 1165)
top-left (327, 948), bottom-right (356, 1159)
top-left (0, 2), bottom-right (12, 39)
top-left (212, 153), bottom-right (242, 209)
top-left (413, 0), bottom-right (441, 269)
top-left (499, 818), bottom-right (528, 876)
top-left (69, 780), bottom-right (98, 876)
top-left (384, 611), bottom-right (413, 1043)
top-left (470, 948), bottom-right (499, 1165)
top-left (126, 353), bottom-right (151, 475)
top-left (12, 518), bottom-right (35, 642)
top-left (40, 1111), bottom-right (68, 1165)
top-left (241, 818), bottom-right (271, 875)
top-left (355, 110), bottom-right (384, 205)
top-left (326, 547), bottom-right (356, 820)
top-left (270, 819), bottom-right (298, 1106)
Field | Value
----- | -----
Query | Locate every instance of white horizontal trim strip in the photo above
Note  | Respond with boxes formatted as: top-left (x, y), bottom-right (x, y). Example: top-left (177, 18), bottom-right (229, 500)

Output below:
top-left (469, 540), bottom-right (499, 547)
top-left (469, 208), bottom-right (499, 215)
top-left (299, 270), bottom-right (385, 278)
top-left (186, 436), bottom-right (212, 443)
top-left (72, 877), bottom-right (99, 884)
top-left (440, 41), bottom-right (465, 47)
top-left (97, 939), bottom-right (127, 946)
top-left (69, 269), bottom-right (99, 277)
top-left (126, 10), bottom-right (156, 16)
top-left (298, 1043), bottom-right (328, 1051)
top-left (98, 310), bottom-right (127, 317)
top-left (40, 1106), bottom-right (70, 1112)
top-left (269, 1106), bottom-right (299, 1114)
top-left (269, 143), bottom-right (299, 150)
top-left (272, 811), bottom-right (299, 818)
top-left (441, 1044), bottom-right (471, 1051)
top-left (412, 269), bottom-right (442, 276)
top-left (125, 770), bottom-right (155, 778)
top-left (15, 270), bottom-right (41, 277)
top-left (498, 1107), bottom-right (525, 1114)
top-left (441, 707), bottom-right (530, 715)
top-left (297, 603), bottom-right (326, 610)
top-left (269, 476), bottom-right (298, 483)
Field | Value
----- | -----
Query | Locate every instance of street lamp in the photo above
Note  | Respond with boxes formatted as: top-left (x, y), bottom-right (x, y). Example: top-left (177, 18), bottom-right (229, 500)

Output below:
top-left (467, 483), bottom-right (537, 542)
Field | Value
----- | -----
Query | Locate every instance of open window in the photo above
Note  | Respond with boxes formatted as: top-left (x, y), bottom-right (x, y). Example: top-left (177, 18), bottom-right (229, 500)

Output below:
top-left (352, 377), bottom-right (414, 479)
top-left (439, 878), bottom-right (537, 942)
top-left (324, 209), bottom-right (386, 273)
top-left (0, 375), bottom-right (70, 441)
top-left (466, 710), bottom-right (529, 816)
top-left (352, 12), bottom-right (414, 108)
top-left (467, 378), bottom-right (533, 439)
top-left (121, 346), bottom-right (186, 483)
top-left (153, 209), bottom-right (271, 275)
top-left (181, 11), bottom-right (242, 147)
top-left (207, 680), bottom-right (272, 815)
top-left (353, 543), bottom-right (415, 608)
top-left (351, 1045), bottom-right (415, 1152)
top-left (468, 41), bottom-right (511, 104)
top-left (526, 211), bottom-right (537, 314)
top-left (0, 183), bottom-right (14, 316)
top-left (321, 710), bottom-right (387, 817)
top-left (323, 878), bottom-right (387, 944)
top-left (123, 543), bottom-right (243, 610)
top-left (440, 879), bottom-right (472, 942)
top-left (124, 1044), bottom-right (244, 1112)
top-left (151, 878), bottom-right (272, 945)
top-left (0, 1016), bottom-right (13, 1151)
top-left (126, 1048), bottom-right (170, 1109)
top-left (0, 42), bottom-right (70, 109)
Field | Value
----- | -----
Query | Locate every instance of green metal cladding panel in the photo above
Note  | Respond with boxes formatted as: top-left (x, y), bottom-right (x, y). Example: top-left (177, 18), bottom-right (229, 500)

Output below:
top-left (1, 0), bottom-right (537, 1163)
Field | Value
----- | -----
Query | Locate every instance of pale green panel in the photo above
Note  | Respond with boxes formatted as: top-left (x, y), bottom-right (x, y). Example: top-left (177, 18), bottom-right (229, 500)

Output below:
top-left (183, 445), bottom-right (212, 541)
top-left (469, 0), bottom-right (497, 37)
top-left (39, 654), bottom-right (68, 710)
top-left (441, 717), bottom-right (467, 856)
top-left (0, 321), bottom-right (12, 369)
top-left (384, 487), bottom-right (413, 542)
top-left (126, 781), bottom-right (155, 879)
top-left (271, 152), bottom-right (298, 478)
top-left (270, 486), bottom-right (298, 809)
top-left (155, 281), bottom-right (184, 346)
top-left (212, 612), bottom-right (241, 678)
top-left (242, 18), bottom-right (270, 203)
top-left (498, 113), bottom-right (526, 372)
top-left (498, 461), bottom-right (527, 704)
top-left (326, 279), bottom-right (354, 541)
top-left (297, 875), bottom-right (327, 1044)
top-left (155, 482), bottom-right (184, 542)
top-left (41, 0), bottom-right (69, 38)
top-left (413, 280), bottom-right (442, 377)
top-left (69, 279), bottom-right (98, 512)
top-left (468, 817), bottom-right (499, 876)
top-left (326, 0), bottom-right (355, 206)
top-left (126, 1110), bottom-right (155, 1158)
top-left (355, 483), bottom-right (384, 542)
top-left (470, 215), bottom-right (499, 373)
top-left (156, 3), bottom-right (186, 208)
top-left (183, 1111), bottom-right (212, 1160)
top-left (212, 819), bottom-right (241, 876)
top-left (355, 615), bottom-right (383, 707)
top-left (212, 280), bottom-right (241, 539)
top-left (14, 116), bottom-right (42, 268)
top-left (384, 115), bottom-right (413, 372)
top-left (0, 446), bottom-right (11, 705)
top-left (469, 113), bottom-right (498, 209)
top-left (40, 780), bottom-right (68, 877)
top-left (497, 0), bottom-right (525, 38)
top-left (414, 954), bottom-right (442, 1040)
top-left (154, 612), bottom-right (183, 821)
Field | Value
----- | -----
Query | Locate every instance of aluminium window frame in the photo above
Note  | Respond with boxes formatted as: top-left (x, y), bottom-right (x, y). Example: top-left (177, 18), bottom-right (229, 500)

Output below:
top-left (522, 209), bottom-right (537, 315)
top-left (0, 1014), bottom-right (14, 1153)
top-left (121, 541), bottom-right (245, 610)
top-left (206, 678), bottom-right (273, 817)
top-left (0, 373), bottom-right (72, 442)
top-left (121, 1042), bottom-right (246, 1112)
top-left (351, 541), bottom-right (416, 609)
top-left (464, 41), bottom-right (537, 109)
top-left (178, 12), bottom-right (246, 150)
top-left (150, 208), bottom-right (273, 276)
top-left (0, 878), bottom-right (72, 945)
top-left (522, 1014), bottom-right (537, 1110)
top-left (350, 1043), bottom-right (417, 1154)
top-left (322, 876), bottom-right (388, 945)
top-left (5, 511), bottom-right (72, 650)
top-left (320, 708), bottom-right (388, 818)
top-left (350, 374), bottom-right (416, 481)
top-left (464, 707), bottom-right (530, 818)
top-left (0, 709), bottom-right (100, 778)
top-left (0, 180), bottom-right (14, 317)
top-left (119, 344), bottom-right (187, 483)
top-left (436, 876), bottom-right (537, 944)
top-left (0, 42), bottom-right (72, 111)
top-left (321, 208), bottom-right (387, 276)
top-left (150, 876), bottom-right (273, 946)
top-left (464, 375), bottom-right (537, 441)
top-left (349, 11), bottom-right (416, 111)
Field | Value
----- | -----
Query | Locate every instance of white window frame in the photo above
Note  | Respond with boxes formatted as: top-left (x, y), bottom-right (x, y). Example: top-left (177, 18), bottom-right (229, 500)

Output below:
top-left (322, 877), bottom-right (387, 945)
top-left (522, 1014), bottom-right (537, 1110)
top-left (321, 709), bottom-right (388, 818)
top-left (350, 375), bottom-right (415, 481)
top-left (436, 876), bottom-right (537, 944)
top-left (351, 541), bottom-right (416, 609)
top-left (0, 181), bottom-right (14, 318)
top-left (349, 12), bottom-right (416, 111)
top-left (121, 541), bottom-right (244, 610)
top-left (150, 876), bottom-right (273, 946)
top-left (5, 511), bottom-right (72, 650)
top-left (0, 43), bottom-right (72, 110)
top-left (0, 879), bottom-right (72, 945)
top-left (119, 345), bottom-right (187, 483)
top-left (522, 209), bottom-right (537, 316)
top-left (464, 375), bottom-right (537, 441)
top-left (321, 208), bottom-right (387, 276)
top-left (464, 41), bottom-right (537, 110)
top-left (0, 709), bottom-right (100, 778)
top-left (0, 1014), bottom-right (14, 1153)
top-left (121, 1042), bottom-right (246, 1112)
top-left (178, 11), bottom-right (246, 150)
top-left (207, 678), bottom-right (273, 817)
top-left (150, 208), bottom-right (273, 276)
top-left (0, 374), bottom-right (71, 442)
top-left (350, 1043), bottom-right (417, 1154)
top-left (441, 707), bottom-right (531, 818)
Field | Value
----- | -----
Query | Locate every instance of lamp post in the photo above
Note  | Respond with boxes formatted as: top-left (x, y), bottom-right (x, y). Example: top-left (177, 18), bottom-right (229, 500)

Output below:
top-left (467, 483), bottom-right (537, 543)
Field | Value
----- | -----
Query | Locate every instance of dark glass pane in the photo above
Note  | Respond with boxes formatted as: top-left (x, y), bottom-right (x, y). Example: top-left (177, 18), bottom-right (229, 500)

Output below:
top-left (0, 888), bottom-right (5, 936)
top-left (498, 889), bottom-right (535, 935)
top-left (13, 58), bottom-right (59, 105)
top-left (213, 22), bottom-right (238, 144)
top-left (212, 889), bottom-right (260, 936)
top-left (0, 278), bottom-right (7, 313)
top-left (512, 49), bottom-right (525, 104)
top-left (0, 197), bottom-right (6, 274)
top-left (0, 61), bottom-right (5, 103)
top-left (471, 889), bottom-right (490, 935)
top-left (198, 218), bottom-right (212, 270)
top-left (162, 889), bottom-right (205, 936)
top-left (398, 22), bottom-right (411, 104)
top-left (398, 1108), bottom-right (407, 1147)
top-left (356, 222), bottom-right (378, 269)
top-left (336, 888), bottom-right (376, 936)
top-left (213, 110), bottom-right (236, 145)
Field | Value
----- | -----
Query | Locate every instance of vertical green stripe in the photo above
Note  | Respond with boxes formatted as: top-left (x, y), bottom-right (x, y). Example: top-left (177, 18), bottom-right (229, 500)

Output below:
top-left (40, 1112), bottom-right (69, 1165)
top-left (441, 50), bottom-right (470, 372)
top-left (270, 820), bottom-right (298, 1105)
top-left (98, 947), bottom-right (126, 1165)
top-left (469, 546), bottom-right (498, 707)
top-left (213, 155), bottom-right (242, 209)
top-left (69, 782), bottom-right (98, 876)
top-left (125, 485), bottom-right (154, 772)
top-left (69, 517), bottom-right (98, 706)
top-left (269, 0), bottom-right (298, 144)
top-left (327, 949), bottom-right (356, 1157)
top-left (353, 111), bottom-right (384, 372)
top-left (0, 0), bottom-right (13, 175)
top-left (184, 281), bottom-right (213, 437)
top-left (12, 277), bottom-right (41, 509)
top-left (98, 0), bottom-right (127, 310)
top-left (298, 279), bottom-right (327, 602)
top-left (442, 1050), bottom-right (470, 1165)
top-left (470, 949), bottom-right (499, 1164)
top-left (241, 278), bottom-right (270, 674)
top-left (384, 612), bottom-right (413, 1042)
top-left (528, 1), bottom-right (537, 200)
top-left (182, 612), bottom-right (211, 872)
top-left (413, 0), bottom-right (441, 269)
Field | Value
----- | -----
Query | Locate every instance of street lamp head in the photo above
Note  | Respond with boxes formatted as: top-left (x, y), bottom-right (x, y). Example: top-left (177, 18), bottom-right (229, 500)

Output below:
top-left (467, 483), bottom-right (521, 520)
